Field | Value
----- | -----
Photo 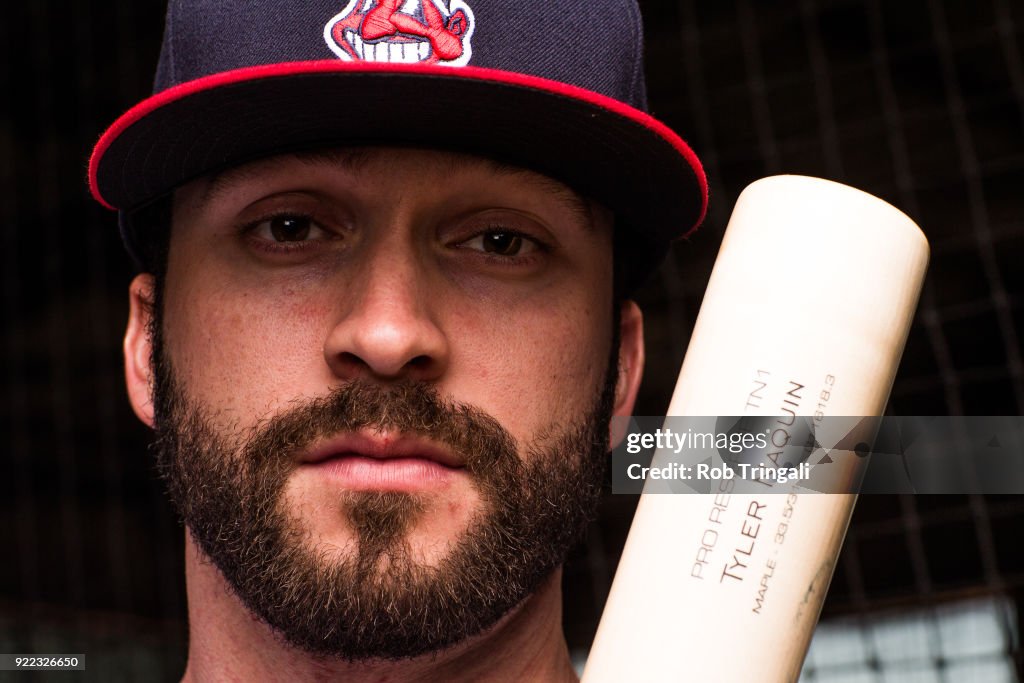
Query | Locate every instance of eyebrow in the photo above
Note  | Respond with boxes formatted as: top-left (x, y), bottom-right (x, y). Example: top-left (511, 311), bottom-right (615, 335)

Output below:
top-left (476, 158), bottom-right (595, 228)
top-left (200, 149), bottom-right (374, 205)
top-left (201, 148), bottom-right (596, 229)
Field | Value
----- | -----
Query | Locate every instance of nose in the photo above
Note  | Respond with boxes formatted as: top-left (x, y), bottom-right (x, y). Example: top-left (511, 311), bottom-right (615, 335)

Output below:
top-left (323, 244), bottom-right (449, 382)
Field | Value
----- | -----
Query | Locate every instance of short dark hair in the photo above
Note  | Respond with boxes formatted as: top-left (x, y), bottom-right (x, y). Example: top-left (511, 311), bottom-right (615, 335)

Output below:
top-left (126, 196), bottom-right (173, 283)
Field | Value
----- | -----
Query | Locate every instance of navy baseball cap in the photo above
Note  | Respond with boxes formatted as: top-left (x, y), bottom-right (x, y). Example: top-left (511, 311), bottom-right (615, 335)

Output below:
top-left (89, 0), bottom-right (707, 289)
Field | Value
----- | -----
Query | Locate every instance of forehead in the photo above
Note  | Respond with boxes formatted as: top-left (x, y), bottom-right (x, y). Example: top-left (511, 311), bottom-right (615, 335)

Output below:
top-left (182, 147), bottom-right (595, 224)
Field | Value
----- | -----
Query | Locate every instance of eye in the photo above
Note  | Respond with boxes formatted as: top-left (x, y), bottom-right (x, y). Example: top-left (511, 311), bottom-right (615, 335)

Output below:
top-left (461, 230), bottom-right (540, 257)
top-left (248, 214), bottom-right (331, 243)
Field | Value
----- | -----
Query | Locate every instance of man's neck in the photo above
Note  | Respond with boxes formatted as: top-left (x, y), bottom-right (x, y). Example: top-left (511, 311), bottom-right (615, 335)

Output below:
top-left (180, 537), bottom-right (579, 683)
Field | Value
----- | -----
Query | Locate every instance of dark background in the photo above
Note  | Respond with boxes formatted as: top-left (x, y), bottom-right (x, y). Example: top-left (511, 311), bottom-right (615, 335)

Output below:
top-left (2, 0), bottom-right (1023, 680)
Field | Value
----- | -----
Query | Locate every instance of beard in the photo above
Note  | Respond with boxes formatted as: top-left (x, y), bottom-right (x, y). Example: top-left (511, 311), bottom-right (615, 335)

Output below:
top-left (150, 327), bottom-right (618, 660)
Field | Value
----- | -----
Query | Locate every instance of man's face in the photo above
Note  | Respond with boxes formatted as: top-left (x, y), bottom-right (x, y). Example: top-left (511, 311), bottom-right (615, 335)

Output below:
top-left (126, 148), bottom-right (641, 658)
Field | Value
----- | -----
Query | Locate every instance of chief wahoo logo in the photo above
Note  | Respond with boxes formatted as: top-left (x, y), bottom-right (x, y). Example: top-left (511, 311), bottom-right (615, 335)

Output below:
top-left (325, 0), bottom-right (475, 66)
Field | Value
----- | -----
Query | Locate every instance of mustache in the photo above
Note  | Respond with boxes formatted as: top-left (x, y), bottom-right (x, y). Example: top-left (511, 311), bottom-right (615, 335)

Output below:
top-left (162, 379), bottom-right (523, 483)
top-left (153, 377), bottom-right (528, 533)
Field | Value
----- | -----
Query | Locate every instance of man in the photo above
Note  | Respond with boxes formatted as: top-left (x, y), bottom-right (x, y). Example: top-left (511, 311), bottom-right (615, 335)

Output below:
top-left (89, 0), bottom-right (706, 680)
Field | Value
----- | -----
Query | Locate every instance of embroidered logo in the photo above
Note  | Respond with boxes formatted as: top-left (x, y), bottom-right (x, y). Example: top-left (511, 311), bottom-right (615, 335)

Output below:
top-left (324, 0), bottom-right (475, 66)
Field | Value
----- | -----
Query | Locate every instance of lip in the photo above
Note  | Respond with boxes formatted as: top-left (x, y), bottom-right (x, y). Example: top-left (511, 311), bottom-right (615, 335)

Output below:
top-left (298, 431), bottom-right (466, 492)
top-left (300, 431), bottom-right (464, 468)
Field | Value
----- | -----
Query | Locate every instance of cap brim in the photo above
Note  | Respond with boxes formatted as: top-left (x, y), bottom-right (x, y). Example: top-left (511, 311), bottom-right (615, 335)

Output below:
top-left (90, 61), bottom-right (707, 282)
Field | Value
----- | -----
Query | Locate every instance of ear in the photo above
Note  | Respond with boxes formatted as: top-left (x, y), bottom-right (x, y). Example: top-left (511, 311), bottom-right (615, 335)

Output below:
top-left (124, 274), bottom-right (157, 428)
top-left (610, 300), bottom-right (644, 448)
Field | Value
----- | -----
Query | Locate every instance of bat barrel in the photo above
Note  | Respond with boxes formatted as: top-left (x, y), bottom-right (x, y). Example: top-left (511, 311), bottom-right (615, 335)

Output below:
top-left (583, 176), bottom-right (929, 682)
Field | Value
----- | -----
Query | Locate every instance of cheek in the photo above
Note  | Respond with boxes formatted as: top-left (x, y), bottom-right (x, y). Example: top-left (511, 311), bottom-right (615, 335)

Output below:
top-left (447, 295), bottom-right (612, 440)
top-left (162, 277), bottom-right (331, 419)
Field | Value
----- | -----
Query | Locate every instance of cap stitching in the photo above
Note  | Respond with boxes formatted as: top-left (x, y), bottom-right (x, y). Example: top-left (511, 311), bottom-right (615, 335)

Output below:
top-left (626, 0), bottom-right (644, 109)
top-left (166, 0), bottom-right (177, 86)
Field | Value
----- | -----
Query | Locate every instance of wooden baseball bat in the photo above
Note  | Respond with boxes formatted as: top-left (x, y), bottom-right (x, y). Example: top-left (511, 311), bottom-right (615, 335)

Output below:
top-left (583, 176), bottom-right (929, 682)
